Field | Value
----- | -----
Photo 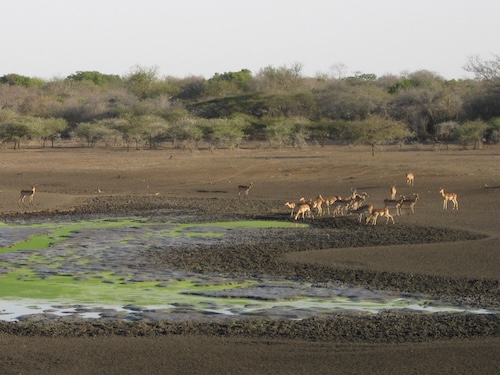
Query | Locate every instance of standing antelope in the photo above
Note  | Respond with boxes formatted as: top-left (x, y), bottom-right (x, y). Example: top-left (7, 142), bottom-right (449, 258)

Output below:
top-left (397, 193), bottom-right (419, 214)
top-left (351, 192), bottom-right (369, 210)
top-left (18, 185), bottom-right (36, 206)
top-left (322, 195), bottom-right (340, 215)
top-left (330, 198), bottom-right (352, 216)
top-left (384, 196), bottom-right (405, 216)
top-left (294, 203), bottom-right (313, 221)
top-left (285, 201), bottom-right (296, 217)
top-left (390, 184), bottom-right (397, 200)
top-left (365, 207), bottom-right (395, 225)
top-left (238, 182), bottom-right (253, 199)
top-left (348, 204), bottom-right (374, 223)
top-left (406, 173), bottom-right (415, 187)
top-left (313, 195), bottom-right (325, 216)
top-left (439, 188), bottom-right (458, 210)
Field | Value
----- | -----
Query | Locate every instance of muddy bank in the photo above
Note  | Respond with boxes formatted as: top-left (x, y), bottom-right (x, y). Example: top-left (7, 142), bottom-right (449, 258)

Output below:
top-left (1, 195), bottom-right (498, 342)
top-left (1, 312), bottom-right (499, 343)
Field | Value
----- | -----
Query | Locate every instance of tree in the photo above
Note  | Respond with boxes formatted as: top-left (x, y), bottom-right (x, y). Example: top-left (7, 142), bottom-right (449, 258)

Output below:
top-left (72, 122), bottom-right (113, 147)
top-left (66, 71), bottom-right (121, 85)
top-left (138, 115), bottom-right (170, 149)
top-left (347, 115), bottom-right (412, 156)
top-left (125, 65), bottom-right (166, 99)
top-left (253, 63), bottom-right (305, 92)
top-left (205, 69), bottom-right (253, 97)
top-left (0, 73), bottom-right (45, 87)
top-left (30, 117), bottom-right (68, 147)
top-left (261, 116), bottom-right (311, 148)
top-left (308, 119), bottom-right (350, 146)
top-left (453, 120), bottom-right (488, 150)
top-left (486, 117), bottom-right (500, 143)
top-left (464, 54), bottom-right (500, 89)
top-left (0, 109), bottom-right (31, 149)
top-left (168, 117), bottom-right (204, 149)
top-left (330, 63), bottom-right (348, 79)
top-left (198, 118), bottom-right (246, 150)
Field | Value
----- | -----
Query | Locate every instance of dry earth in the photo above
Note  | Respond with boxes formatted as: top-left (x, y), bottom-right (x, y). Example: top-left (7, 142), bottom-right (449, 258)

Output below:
top-left (0, 142), bottom-right (499, 374)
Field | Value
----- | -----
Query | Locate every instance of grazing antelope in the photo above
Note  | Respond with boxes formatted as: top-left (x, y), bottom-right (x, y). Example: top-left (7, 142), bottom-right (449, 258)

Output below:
top-left (285, 201), bottom-right (296, 217)
top-left (238, 182), bottom-right (253, 199)
top-left (397, 193), bottom-right (419, 214)
top-left (406, 173), bottom-right (415, 187)
top-left (439, 188), bottom-right (458, 210)
top-left (348, 204), bottom-right (374, 223)
top-left (390, 184), bottom-right (397, 200)
top-left (18, 185), bottom-right (36, 206)
top-left (294, 203), bottom-right (314, 221)
top-left (365, 207), bottom-right (395, 225)
top-left (383, 196), bottom-right (405, 216)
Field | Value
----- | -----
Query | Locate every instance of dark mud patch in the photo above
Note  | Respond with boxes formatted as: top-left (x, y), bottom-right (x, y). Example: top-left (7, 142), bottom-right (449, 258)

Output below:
top-left (1, 313), bottom-right (498, 343)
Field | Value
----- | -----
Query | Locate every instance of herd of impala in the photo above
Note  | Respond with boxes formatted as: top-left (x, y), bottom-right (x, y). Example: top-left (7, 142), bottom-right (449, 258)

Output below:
top-left (17, 174), bottom-right (459, 222)
top-left (279, 173), bottom-right (459, 225)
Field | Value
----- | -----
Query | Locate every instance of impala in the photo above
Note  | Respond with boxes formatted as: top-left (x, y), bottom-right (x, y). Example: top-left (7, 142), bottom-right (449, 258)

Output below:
top-left (322, 195), bottom-right (340, 215)
top-left (348, 204), bottom-right (374, 223)
top-left (365, 207), bottom-right (395, 225)
top-left (330, 198), bottom-right (353, 216)
top-left (18, 185), bottom-right (36, 206)
top-left (383, 196), bottom-right (405, 216)
top-left (285, 201), bottom-right (296, 217)
top-left (406, 173), bottom-right (415, 187)
top-left (397, 193), bottom-right (419, 214)
top-left (390, 184), bottom-right (397, 200)
top-left (350, 192), bottom-right (369, 210)
top-left (294, 203), bottom-right (314, 221)
top-left (313, 195), bottom-right (325, 216)
top-left (238, 182), bottom-right (253, 199)
top-left (439, 188), bottom-right (458, 210)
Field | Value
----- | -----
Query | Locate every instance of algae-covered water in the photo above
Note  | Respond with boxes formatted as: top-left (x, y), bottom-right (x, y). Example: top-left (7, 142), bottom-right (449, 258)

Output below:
top-left (0, 217), bottom-right (494, 322)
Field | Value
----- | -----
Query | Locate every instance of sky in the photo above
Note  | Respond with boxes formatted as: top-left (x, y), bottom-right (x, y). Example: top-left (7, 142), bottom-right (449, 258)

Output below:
top-left (2, 0), bottom-right (498, 81)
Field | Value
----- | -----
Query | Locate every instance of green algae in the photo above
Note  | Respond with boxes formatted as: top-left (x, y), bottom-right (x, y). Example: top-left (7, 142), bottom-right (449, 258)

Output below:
top-left (0, 218), bottom-right (304, 306)
top-left (0, 268), bottom-right (258, 306)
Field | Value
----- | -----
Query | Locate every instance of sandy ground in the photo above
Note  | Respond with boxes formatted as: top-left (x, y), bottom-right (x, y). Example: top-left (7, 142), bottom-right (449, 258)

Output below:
top-left (0, 143), bottom-right (499, 374)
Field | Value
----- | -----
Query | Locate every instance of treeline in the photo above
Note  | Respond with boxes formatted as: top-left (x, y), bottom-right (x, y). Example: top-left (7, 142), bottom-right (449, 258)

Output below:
top-left (1, 56), bottom-right (499, 151)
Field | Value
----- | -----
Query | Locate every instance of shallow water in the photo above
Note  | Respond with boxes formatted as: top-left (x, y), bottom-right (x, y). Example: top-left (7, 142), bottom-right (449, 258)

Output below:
top-left (0, 216), bottom-right (496, 322)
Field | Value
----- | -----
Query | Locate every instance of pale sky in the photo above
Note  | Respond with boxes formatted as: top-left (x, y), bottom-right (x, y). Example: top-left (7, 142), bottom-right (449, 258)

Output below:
top-left (2, 0), bottom-right (498, 80)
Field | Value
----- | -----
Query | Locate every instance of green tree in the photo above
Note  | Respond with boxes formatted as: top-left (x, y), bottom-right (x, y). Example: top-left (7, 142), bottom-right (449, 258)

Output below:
top-left (125, 65), bottom-right (178, 100)
top-left (139, 115), bottom-right (170, 149)
top-left (453, 120), bottom-right (488, 150)
top-left (347, 115), bottom-right (412, 156)
top-left (72, 122), bottom-right (112, 147)
top-left (308, 119), bottom-right (350, 146)
top-left (66, 71), bottom-right (121, 85)
top-left (30, 117), bottom-right (68, 147)
top-left (168, 117), bottom-right (204, 149)
top-left (198, 118), bottom-right (246, 150)
top-left (205, 69), bottom-right (253, 97)
top-left (0, 73), bottom-right (45, 87)
top-left (486, 117), bottom-right (500, 143)
top-left (261, 116), bottom-right (311, 148)
top-left (0, 110), bottom-right (32, 149)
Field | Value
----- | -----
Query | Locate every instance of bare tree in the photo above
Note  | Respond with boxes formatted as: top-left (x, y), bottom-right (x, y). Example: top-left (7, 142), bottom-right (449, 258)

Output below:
top-left (330, 63), bottom-right (348, 79)
top-left (464, 55), bottom-right (500, 89)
